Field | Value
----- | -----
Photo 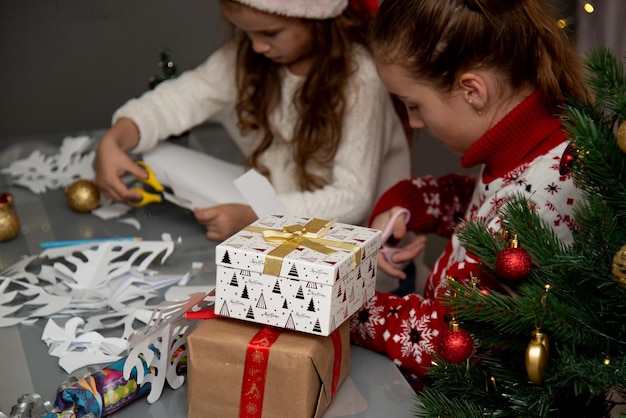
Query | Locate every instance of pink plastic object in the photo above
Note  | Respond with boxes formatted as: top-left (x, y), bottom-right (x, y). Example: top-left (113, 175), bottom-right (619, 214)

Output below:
top-left (379, 208), bottom-right (411, 269)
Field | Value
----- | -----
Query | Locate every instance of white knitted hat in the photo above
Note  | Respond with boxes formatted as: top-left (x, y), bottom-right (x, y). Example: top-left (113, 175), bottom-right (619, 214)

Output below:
top-left (233, 0), bottom-right (349, 19)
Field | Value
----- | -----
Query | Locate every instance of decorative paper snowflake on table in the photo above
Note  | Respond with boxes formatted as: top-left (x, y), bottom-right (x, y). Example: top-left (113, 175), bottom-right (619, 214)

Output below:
top-left (125, 291), bottom-right (214, 403)
top-left (0, 135), bottom-right (96, 193)
top-left (0, 237), bottom-right (197, 373)
top-left (40, 239), bottom-right (176, 289)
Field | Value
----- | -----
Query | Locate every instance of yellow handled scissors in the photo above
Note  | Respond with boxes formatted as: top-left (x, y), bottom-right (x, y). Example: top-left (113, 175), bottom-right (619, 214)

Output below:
top-left (128, 161), bottom-right (192, 209)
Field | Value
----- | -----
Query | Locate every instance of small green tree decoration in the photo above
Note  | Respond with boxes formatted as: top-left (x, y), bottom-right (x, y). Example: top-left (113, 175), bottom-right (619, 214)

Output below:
top-left (148, 49), bottom-right (178, 89)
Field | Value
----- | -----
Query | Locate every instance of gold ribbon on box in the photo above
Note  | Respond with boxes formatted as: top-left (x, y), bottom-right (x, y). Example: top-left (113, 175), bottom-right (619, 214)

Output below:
top-left (243, 218), bottom-right (361, 277)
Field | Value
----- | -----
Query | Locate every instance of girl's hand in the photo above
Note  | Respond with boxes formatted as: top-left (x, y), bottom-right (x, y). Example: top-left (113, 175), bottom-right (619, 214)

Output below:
top-left (371, 206), bottom-right (409, 243)
top-left (377, 235), bottom-right (426, 279)
top-left (95, 118), bottom-right (144, 202)
top-left (371, 206), bottom-right (426, 279)
top-left (194, 204), bottom-right (258, 241)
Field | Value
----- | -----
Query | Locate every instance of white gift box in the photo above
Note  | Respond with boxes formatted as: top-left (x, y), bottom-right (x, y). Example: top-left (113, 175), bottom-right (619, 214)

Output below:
top-left (215, 214), bottom-right (381, 336)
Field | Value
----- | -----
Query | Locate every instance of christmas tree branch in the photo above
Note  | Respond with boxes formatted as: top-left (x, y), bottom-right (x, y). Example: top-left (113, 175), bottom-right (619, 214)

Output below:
top-left (414, 46), bottom-right (626, 418)
top-left (582, 47), bottom-right (626, 120)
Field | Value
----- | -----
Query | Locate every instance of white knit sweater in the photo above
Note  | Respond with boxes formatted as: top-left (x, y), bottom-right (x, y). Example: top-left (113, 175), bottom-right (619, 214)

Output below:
top-left (113, 42), bottom-right (411, 226)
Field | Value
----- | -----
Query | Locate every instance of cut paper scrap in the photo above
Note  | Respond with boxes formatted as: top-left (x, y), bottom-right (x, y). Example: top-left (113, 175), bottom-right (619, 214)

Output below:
top-left (91, 199), bottom-right (134, 220)
top-left (125, 291), bottom-right (214, 403)
top-left (116, 217), bottom-right (142, 230)
top-left (42, 317), bottom-right (128, 374)
top-left (1, 135), bottom-right (96, 194)
top-left (141, 141), bottom-right (247, 210)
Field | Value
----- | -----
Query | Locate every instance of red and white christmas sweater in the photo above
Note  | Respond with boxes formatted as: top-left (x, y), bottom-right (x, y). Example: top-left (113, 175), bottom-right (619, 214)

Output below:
top-left (350, 90), bottom-right (584, 377)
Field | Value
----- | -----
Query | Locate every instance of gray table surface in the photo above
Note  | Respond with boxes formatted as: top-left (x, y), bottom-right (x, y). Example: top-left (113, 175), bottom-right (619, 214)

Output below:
top-left (0, 129), bottom-right (417, 417)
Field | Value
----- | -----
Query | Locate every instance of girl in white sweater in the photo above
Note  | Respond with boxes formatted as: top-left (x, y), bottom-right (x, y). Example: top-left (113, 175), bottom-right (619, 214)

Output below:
top-left (95, 0), bottom-right (411, 241)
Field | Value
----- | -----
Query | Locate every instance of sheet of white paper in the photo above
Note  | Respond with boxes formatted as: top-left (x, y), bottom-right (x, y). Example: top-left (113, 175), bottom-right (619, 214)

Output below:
top-left (141, 142), bottom-right (247, 209)
top-left (233, 168), bottom-right (290, 218)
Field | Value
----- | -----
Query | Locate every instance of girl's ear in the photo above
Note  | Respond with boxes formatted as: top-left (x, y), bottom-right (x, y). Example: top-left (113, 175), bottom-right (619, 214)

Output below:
top-left (458, 73), bottom-right (488, 113)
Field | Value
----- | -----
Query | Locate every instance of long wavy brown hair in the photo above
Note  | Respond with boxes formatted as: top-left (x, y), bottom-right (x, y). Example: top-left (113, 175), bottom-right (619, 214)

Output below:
top-left (371, 0), bottom-right (587, 107)
top-left (224, 2), bottom-right (373, 191)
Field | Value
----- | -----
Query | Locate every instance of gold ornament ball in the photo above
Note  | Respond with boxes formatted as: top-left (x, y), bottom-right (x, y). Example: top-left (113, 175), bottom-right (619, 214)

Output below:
top-left (0, 206), bottom-right (20, 241)
top-left (525, 330), bottom-right (549, 384)
top-left (617, 121), bottom-right (626, 154)
top-left (66, 179), bottom-right (100, 212)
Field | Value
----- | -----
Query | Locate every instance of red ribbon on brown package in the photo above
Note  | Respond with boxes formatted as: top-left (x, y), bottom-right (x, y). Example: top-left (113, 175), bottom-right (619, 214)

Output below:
top-left (240, 327), bottom-right (282, 417)
top-left (239, 325), bottom-right (345, 418)
top-left (330, 330), bottom-right (342, 399)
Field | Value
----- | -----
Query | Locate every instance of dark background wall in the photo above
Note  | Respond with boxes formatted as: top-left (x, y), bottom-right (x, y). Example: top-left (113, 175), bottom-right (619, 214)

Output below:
top-left (0, 0), bottom-right (227, 140)
top-left (1, 1), bottom-right (623, 142)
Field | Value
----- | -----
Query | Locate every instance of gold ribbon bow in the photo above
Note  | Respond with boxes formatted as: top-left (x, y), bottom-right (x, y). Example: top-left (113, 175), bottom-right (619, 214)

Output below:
top-left (244, 218), bottom-right (362, 276)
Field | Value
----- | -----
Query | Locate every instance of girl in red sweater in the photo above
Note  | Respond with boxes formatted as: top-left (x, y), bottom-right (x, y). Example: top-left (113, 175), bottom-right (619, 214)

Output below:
top-left (350, 0), bottom-right (588, 379)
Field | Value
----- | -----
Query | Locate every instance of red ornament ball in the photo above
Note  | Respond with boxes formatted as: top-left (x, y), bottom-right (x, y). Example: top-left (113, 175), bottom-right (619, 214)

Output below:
top-left (437, 328), bottom-right (474, 363)
top-left (0, 192), bottom-right (13, 206)
top-left (496, 247), bottom-right (532, 281)
top-left (559, 143), bottom-right (576, 175)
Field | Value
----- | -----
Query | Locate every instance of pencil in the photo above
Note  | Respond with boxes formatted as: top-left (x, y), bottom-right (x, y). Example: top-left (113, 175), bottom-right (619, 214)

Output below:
top-left (39, 237), bottom-right (142, 249)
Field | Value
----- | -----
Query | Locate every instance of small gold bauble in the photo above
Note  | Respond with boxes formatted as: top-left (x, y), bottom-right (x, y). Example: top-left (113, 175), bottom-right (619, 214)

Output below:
top-left (617, 121), bottom-right (626, 153)
top-left (66, 179), bottom-right (100, 212)
top-left (0, 206), bottom-right (20, 241)
top-left (525, 330), bottom-right (549, 384)
top-left (612, 245), bottom-right (626, 289)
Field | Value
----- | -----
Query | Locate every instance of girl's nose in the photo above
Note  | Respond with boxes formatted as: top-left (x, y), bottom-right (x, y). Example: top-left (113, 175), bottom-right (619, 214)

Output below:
top-left (408, 115), bottom-right (425, 129)
top-left (251, 39), bottom-right (271, 54)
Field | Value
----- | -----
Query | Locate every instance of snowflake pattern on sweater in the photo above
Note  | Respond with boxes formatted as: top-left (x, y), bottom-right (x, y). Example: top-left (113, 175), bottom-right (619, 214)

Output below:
top-left (351, 90), bottom-right (584, 377)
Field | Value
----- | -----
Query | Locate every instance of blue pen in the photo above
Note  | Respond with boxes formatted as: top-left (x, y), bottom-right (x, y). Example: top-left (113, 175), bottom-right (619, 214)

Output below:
top-left (39, 237), bottom-right (141, 249)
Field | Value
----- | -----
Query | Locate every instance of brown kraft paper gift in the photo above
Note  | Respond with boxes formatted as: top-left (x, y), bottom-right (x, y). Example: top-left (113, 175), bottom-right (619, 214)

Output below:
top-left (187, 317), bottom-right (351, 418)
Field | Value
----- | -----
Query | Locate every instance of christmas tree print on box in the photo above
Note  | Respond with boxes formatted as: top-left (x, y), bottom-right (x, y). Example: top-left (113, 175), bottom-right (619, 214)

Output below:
top-left (215, 214), bottom-right (381, 336)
